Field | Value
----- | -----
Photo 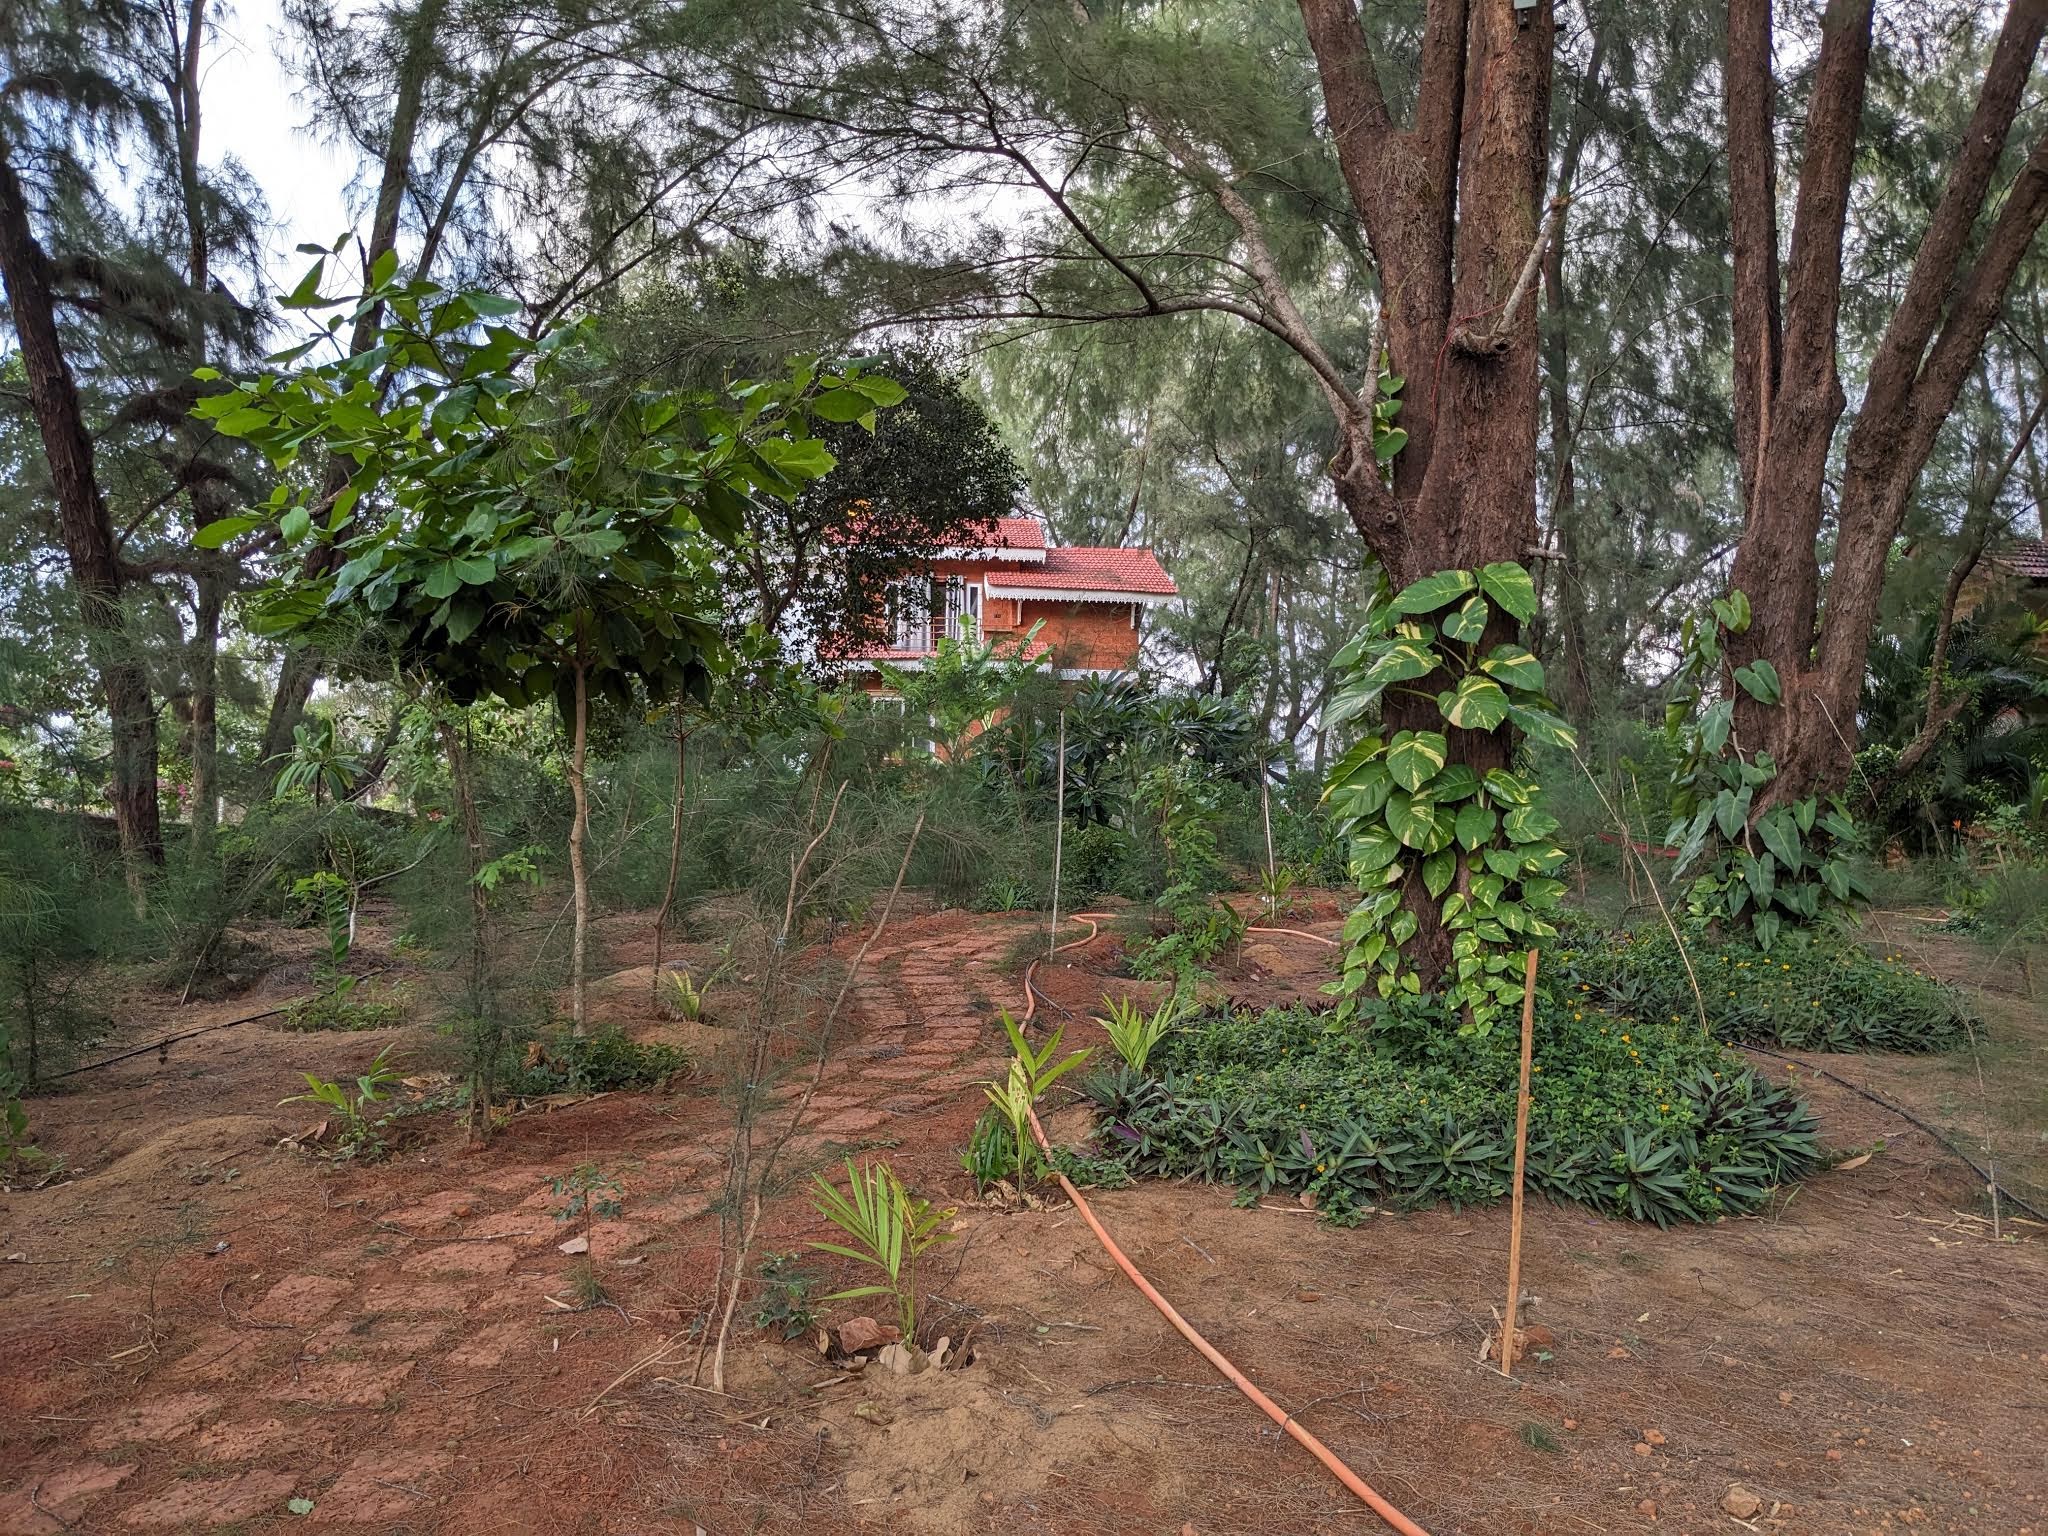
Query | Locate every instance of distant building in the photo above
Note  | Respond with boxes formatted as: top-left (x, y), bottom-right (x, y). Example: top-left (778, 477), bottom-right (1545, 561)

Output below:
top-left (837, 516), bottom-right (1177, 686)
top-left (1957, 536), bottom-right (2048, 632)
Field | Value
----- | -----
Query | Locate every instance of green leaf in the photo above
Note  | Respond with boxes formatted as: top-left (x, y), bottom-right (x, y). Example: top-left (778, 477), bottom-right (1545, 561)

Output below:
top-left (1505, 702), bottom-right (1575, 749)
top-left (1502, 804), bottom-right (1560, 843)
top-left (1441, 674), bottom-right (1509, 730)
top-left (1700, 700), bottom-right (1733, 755)
top-left (1483, 769), bottom-right (1533, 807)
top-left (280, 506), bottom-right (312, 545)
top-left (287, 1497), bottom-right (316, 1516)
top-left (1386, 731), bottom-right (1448, 791)
top-left (1438, 592), bottom-right (1489, 644)
top-left (1752, 909), bottom-right (1781, 952)
top-left (1478, 562), bottom-right (1537, 621)
top-left (1756, 808), bottom-right (1803, 872)
top-left (1430, 763), bottom-right (1480, 802)
top-left (1362, 638), bottom-right (1438, 686)
top-left (755, 436), bottom-right (836, 478)
top-left (1373, 426), bottom-right (1408, 463)
top-left (1350, 824), bottom-right (1403, 875)
top-left (1713, 786), bottom-right (1752, 841)
top-left (808, 387), bottom-right (874, 423)
top-left (1732, 658), bottom-right (1782, 705)
top-left (1390, 569), bottom-right (1475, 615)
top-left (1712, 590), bottom-right (1752, 634)
top-left (465, 291), bottom-right (522, 318)
top-left (1479, 644), bottom-right (1545, 692)
top-left (1421, 847), bottom-right (1456, 899)
top-left (283, 257), bottom-right (325, 309)
top-left (194, 514), bottom-right (261, 549)
top-left (1386, 791), bottom-right (1439, 849)
top-left (1455, 801), bottom-right (1496, 851)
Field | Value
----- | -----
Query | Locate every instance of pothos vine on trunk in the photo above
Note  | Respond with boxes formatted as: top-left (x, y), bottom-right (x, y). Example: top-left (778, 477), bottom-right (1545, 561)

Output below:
top-left (1664, 590), bottom-right (1871, 951)
top-left (1322, 562), bottom-right (1575, 1036)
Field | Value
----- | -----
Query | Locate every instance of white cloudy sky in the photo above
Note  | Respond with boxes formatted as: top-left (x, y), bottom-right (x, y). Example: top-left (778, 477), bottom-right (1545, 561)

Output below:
top-left (200, 0), bottom-right (356, 293)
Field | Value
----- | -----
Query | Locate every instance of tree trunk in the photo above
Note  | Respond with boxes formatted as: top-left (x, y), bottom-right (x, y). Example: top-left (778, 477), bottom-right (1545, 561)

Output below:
top-left (1304, 0), bottom-right (1556, 979)
top-left (650, 715), bottom-right (690, 1010)
top-left (186, 575), bottom-right (224, 848)
top-left (567, 652), bottom-right (591, 1036)
top-left (437, 715), bottom-right (495, 1140)
top-left (0, 143), bottom-right (163, 886)
top-left (1727, 0), bottom-right (2048, 802)
top-left (260, 0), bottom-right (446, 767)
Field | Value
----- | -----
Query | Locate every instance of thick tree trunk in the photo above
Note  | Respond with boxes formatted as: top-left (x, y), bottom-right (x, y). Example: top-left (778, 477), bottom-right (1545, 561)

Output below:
top-left (1306, 0), bottom-right (1555, 979)
top-left (1727, 0), bottom-right (2048, 803)
top-left (0, 144), bottom-right (163, 883)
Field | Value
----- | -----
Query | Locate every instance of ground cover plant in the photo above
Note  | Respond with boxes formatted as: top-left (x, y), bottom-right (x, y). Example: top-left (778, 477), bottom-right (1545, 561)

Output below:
top-left (1080, 995), bottom-right (1821, 1228)
top-left (1556, 920), bottom-right (1972, 1054)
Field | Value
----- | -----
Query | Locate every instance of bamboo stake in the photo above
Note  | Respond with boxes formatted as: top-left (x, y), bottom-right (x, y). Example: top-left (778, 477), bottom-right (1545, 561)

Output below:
top-left (1500, 946), bottom-right (1540, 1378)
top-left (1050, 709), bottom-right (1066, 958)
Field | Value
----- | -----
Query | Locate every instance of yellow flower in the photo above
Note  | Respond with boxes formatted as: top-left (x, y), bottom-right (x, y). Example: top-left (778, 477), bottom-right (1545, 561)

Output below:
top-left (1780, 963), bottom-right (1790, 971)
top-left (1620, 1033), bottom-right (1631, 1043)
top-left (1316, 1163), bottom-right (1326, 1174)
top-left (1630, 1049), bottom-right (1640, 1059)
top-left (1658, 1102), bottom-right (1669, 1112)
top-left (1574, 1011), bottom-right (1584, 1021)
top-left (1811, 1000), bottom-right (1820, 1008)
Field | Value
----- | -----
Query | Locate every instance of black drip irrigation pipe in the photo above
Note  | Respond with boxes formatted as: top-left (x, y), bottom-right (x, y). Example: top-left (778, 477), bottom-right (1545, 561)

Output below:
top-left (38, 970), bottom-right (386, 1083)
top-left (1744, 1042), bottom-right (2047, 1225)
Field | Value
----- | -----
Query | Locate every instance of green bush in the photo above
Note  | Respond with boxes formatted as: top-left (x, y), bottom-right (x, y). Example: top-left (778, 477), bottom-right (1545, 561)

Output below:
top-left (1080, 995), bottom-right (1819, 1227)
top-left (1556, 920), bottom-right (1970, 1053)
top-left (503, 1027), bottom-right (688, 1094)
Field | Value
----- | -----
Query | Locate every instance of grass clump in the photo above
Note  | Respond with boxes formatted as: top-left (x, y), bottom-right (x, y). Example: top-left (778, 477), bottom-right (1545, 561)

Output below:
top-left (1557, 920), bottom-right (1970, 1054)
top-left (1080, 996), bottom-right (1819, 1227)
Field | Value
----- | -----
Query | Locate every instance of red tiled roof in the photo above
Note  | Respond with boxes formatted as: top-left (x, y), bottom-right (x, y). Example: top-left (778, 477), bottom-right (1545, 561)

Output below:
top-left (990, 517), bottom-right (1047, 551)
top-left (985, 547), bottom-right (1178, 597)
top-left (1995, 537), bottom-right (2048, 579)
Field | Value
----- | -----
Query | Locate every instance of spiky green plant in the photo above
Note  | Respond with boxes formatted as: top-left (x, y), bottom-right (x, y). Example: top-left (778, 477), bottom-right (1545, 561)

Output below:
top-left (808, 1157), bottom-right (955, 1341)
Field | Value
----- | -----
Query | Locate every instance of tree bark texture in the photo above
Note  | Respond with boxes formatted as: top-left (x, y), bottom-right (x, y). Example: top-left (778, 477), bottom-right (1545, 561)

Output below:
top-left (0, 143), bottom-right (164, 878)
top-left (1727, 0), bottom-right (2048, 801)
top-left (1298, 0), bottom-right (1556, 976)
top-left (567, 654), bottom-right (591, 1037)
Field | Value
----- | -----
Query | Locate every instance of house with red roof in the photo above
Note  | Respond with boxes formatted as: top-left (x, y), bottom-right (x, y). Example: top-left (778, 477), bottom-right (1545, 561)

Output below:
top-left (839, 515), bottom-right (1177, 685)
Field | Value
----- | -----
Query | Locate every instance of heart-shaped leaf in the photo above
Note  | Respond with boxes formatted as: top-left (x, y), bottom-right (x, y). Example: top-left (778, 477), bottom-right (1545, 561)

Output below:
top-left (1391, 569), bottom-right (1475, 615)
top-left (1387, 730), bottom-right (1448, 791)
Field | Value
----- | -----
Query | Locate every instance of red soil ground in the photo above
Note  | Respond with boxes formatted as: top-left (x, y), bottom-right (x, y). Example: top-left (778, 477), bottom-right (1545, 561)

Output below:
top-left (2, 900), bottom-right (2044, 1535)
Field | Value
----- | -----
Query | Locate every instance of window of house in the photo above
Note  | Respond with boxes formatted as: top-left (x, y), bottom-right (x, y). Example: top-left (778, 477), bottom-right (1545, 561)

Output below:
top-left (942, 577), bottom-right (981, 642)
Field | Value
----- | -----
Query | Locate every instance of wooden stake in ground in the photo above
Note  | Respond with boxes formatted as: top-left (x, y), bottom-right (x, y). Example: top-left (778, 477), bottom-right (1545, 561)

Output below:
top-left (1049, 708), bottom-right (1066, 959)
top-left (1500, 946), bottom-right (1539, 1378)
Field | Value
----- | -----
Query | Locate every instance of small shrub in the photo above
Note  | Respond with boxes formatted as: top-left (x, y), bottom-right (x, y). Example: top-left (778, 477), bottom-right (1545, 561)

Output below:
top-left (752, 1251), bottom-right (821, 1340)
top-left (974, 873), bottom-right (1040, 914)
top-left (281, 983), bottom-right (408, 1032)
top-left (509, 1029), bottom-right (689, 1094)
top-left (280, 1045), bottom-right (406, 1161)
top-left (1557, 920), bottom-right (1970, 1053)
top-left (977, 1010), bottom-right (1093, 1189)
top-left (1127, 887), bottom-right (1245, 984)
top-left (961, 1104), bottom-right (1017, 1192)
top-left (809, 1156), bottom-right (956, 1343)
top-left (656, 969), bottom-right (706, 1022)
top-left (1098, 992), bottom-right (1177, 1074)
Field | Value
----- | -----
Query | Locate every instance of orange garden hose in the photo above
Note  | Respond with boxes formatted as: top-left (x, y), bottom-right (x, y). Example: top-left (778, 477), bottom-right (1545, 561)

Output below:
top-left (1019, 914), bottom-right (1432, 1536)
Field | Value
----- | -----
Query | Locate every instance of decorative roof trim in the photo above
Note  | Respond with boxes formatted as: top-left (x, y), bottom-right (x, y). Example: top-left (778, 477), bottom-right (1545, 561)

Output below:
top-left (982, 580), bottom-right (1174, 606)
top-left (932, 545), bottom-right (1047, 563)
